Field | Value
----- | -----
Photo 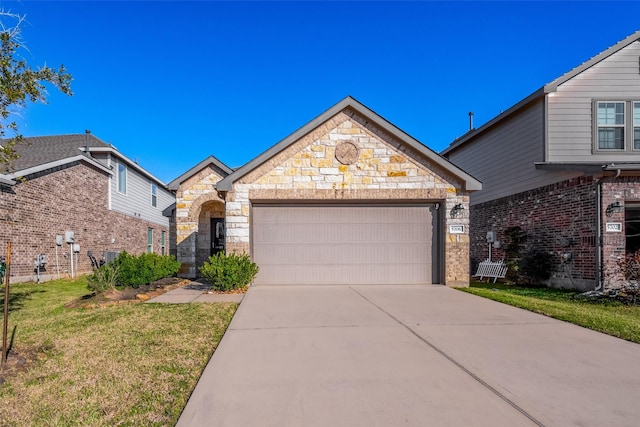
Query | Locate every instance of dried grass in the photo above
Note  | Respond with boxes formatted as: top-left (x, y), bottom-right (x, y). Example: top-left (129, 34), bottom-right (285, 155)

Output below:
top-left (0, 277), bottom-right (237, 426)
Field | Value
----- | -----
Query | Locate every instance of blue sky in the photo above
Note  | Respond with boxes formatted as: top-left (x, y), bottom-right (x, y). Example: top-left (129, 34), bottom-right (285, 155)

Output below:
top-left (3, 1), bottom-right (640, 183)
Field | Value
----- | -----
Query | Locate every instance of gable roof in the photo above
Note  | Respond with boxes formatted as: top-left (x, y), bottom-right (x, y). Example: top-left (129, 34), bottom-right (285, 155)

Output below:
top-left (217, 96), bottom-right (482, 192)
top-left (441, 29), bottom-right (640, 156)
top-left (167, 155), bottom-right (233, 191)
top-left (0, 133), bottom-right (168, 188)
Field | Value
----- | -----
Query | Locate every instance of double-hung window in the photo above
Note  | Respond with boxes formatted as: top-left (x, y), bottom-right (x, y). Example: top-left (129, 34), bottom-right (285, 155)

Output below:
top-left (634, 102), bottom-right (640, 150)
top-left (117, 163), bottom-right (127, 194)
top-left (595, 101), bottom-right (640, 151)
top-left (147, 228), bottom-right (153, 253)
top-left (151, 183), bottom-right (157, 207)
top-left (597, 102), bottom-right (625, 149)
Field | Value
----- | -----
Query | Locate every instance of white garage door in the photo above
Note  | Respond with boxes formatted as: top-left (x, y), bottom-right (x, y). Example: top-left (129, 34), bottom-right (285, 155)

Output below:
top-left (252, 204), bottom-right (439, 285)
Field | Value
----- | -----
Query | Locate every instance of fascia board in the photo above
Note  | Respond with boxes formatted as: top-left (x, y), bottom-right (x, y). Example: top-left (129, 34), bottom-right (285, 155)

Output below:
top-left (8, 155), bottom-right (113, 179)
top-left (168, 155), bottom-right (233, 191)
top-left (85, 147), bottom-right (169, 189)
top-left (0, 175), bottom-right (16, 185)
top-left (544, 30), bottom-right (640, 92)
top-left (442, 88), bottom-right (545, 156)
top-left (219, 96), bottom-right (482, 192)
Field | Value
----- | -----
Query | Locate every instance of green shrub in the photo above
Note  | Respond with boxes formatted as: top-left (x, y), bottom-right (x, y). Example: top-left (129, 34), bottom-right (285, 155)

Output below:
top-left (199, 252), bottom-right (259, 292)
top-left (112, 251), bottom-right (181, 288)
top-left (519, 250), bottom-right (554, 286)
top-left (87, 263), bottom-right (119, 294)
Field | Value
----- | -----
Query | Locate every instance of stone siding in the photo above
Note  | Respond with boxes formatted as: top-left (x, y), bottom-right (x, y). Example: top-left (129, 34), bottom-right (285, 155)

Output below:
top-left (0, 162), bottom-right (169, 283)
top-left (226, 109), bottom-right (471, 286)
top-left (173, 165), bottom-right (226, 277)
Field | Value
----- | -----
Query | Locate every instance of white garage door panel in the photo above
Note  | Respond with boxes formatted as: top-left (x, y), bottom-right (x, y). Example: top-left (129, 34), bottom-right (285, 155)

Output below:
top-left (252, 205), bottom-right (437, 285)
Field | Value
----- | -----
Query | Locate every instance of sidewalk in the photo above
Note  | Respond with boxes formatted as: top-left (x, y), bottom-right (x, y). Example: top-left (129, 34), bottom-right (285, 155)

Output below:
top-left (146, 280), bottom-right (244, 303)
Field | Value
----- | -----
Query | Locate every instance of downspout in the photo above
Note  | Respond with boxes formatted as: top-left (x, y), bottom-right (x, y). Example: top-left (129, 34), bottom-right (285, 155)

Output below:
top-left (596, 165), bottom-right (621, 290)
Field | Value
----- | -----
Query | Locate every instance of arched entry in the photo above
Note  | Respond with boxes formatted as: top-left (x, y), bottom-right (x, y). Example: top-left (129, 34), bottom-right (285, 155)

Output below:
top-left (196, 201), bottom-right (225, 273)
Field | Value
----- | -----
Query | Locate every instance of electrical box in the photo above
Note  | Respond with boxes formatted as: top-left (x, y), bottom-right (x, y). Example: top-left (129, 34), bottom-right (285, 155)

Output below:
top-left (72, 244), bottom-right (80, 253)
top-left (65, 231), bottom-right (75, 244)
top-left (486, 231), bottom-right (496, 243)
top-left (55, 235), bottom-right (63, 246)
top-left (35, 254), bottom-right (47, 267)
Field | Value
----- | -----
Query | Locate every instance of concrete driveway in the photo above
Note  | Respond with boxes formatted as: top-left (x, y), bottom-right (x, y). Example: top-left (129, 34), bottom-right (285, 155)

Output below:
top-left (177, 285), bottom-right (640, 427)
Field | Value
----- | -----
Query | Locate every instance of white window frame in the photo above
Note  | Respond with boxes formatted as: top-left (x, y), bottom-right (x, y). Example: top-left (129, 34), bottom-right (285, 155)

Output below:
top-left (147, 228), bottom-right (153, 253)
top-left (151, 183), bottom-right (157, 207)
top-left (161, 230), bottom-right (166, 255)
top-left (595, 101), bottom-right (626, 151)
top-left (593, 100), bottom-right (640, 152)
top-left (634, 102), bottom-right (640, 150)
top-left (117, 162), bottom-right (127, 194)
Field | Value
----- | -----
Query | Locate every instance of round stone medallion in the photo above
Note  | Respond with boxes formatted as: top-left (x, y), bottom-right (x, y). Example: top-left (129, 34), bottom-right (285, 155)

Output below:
top-left (335, 141), bottom-right (359, 165)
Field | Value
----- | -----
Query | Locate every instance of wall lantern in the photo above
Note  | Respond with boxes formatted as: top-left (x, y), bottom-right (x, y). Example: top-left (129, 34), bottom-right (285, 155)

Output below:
top-left (450, 203), bottom-right (464, 219)
top-left (606, 200), bottom-right (623, 217)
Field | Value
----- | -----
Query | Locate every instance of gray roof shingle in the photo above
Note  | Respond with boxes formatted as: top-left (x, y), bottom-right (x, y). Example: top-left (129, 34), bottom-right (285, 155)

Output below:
top-left (6, 133), bottom-right (112, 171)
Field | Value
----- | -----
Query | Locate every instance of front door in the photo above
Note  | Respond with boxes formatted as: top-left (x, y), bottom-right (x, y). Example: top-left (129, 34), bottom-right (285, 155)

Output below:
top-left (210, 218), bottom-right (225, 256)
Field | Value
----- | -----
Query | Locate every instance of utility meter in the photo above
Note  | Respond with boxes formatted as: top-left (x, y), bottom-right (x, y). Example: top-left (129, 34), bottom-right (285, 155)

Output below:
top-left (486, 231), bottom-right (496, 243)
top-left (65, 231), bottom-right (75, 244)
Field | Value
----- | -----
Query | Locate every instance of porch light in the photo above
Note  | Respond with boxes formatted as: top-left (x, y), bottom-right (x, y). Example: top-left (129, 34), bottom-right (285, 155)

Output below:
top-left (606, 201), bottom-right (623, 217)
top-left (450, 203), bottom-right (464, 219)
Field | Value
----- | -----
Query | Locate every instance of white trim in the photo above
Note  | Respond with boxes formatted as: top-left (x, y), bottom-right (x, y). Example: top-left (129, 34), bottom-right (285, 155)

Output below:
top-left (6, 155), bottom-right (112, 179)
top-left (83, 146), bottom-right (169, 189)
top-left (107, 153), bottom-right (112, 210)
top-left (117, 162), bottom-right (127, 194)
top-left (0, 175), bottom-right (16, 185)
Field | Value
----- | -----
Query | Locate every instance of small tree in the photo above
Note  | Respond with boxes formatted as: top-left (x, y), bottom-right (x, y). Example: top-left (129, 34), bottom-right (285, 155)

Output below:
top-left (503, 226), bottom-right (527, 281)
top-left (0, 11), bottom-right (72, 172)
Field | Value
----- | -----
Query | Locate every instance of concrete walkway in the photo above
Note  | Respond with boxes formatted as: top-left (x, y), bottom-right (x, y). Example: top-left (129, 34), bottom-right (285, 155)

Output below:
top-left (177, 285), bottom-right (640, 427)
top-left (146, 281), bottom-right (244, 303)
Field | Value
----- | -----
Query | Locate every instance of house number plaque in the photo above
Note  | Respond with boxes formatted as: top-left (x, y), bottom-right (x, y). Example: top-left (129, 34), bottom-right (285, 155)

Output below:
top-left (605, 222), bottom-right (622, 233)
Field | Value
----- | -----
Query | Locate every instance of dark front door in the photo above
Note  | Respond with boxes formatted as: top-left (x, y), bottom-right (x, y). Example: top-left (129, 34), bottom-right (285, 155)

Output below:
top-left (211, 218), bottom-right (225, 256)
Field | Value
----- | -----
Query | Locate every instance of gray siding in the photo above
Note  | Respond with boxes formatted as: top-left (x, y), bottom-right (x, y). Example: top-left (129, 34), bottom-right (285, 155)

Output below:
top-left (447, 99), bottom-right (576, 205)
top-left (110, 156), bottom-right (174, 227)
top-left (548, 41), bottom-right (640, 162)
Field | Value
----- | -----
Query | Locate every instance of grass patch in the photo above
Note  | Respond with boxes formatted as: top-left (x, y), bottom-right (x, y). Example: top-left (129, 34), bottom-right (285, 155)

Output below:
top-left (0, 277), bottom-right (237, 426)
top-left (457, 282), bottom-right (640, 344)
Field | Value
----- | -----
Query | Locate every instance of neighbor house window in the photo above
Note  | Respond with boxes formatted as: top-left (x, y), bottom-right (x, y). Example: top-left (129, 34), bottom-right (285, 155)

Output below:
top-left (151, 183), bottom-right (157, 207)
top-left (161, 231), bottom-right (166, 255)
top-left (147, 228), bottom-right (153, 253)
top-left (634, 102), bottom-right (640, 150)
top-left (597, 101), bottom-right (625, 149)
top-left (117, 163), bottom-right (127, 194)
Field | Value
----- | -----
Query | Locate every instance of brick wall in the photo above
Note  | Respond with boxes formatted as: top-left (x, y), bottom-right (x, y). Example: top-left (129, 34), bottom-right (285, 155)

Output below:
top-left (600, 176), bottom-right (640, 287)
top-left (470, 176), bottom-right (598, 290)
top-left (0, 162), bottom-right (169, 283)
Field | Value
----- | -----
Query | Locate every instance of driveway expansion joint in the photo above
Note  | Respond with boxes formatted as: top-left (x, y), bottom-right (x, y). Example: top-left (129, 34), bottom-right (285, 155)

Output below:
top-left (349, 286), bottom-right (546, 427)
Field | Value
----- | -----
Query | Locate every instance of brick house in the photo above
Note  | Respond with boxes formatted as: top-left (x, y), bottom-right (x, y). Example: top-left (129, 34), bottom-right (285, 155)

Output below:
top-left (0, 134), bottom-right (175, 283)
top-left (442, 30), bottom-right (640, 291)
top-left (170, 97), bottom-right (481, 286)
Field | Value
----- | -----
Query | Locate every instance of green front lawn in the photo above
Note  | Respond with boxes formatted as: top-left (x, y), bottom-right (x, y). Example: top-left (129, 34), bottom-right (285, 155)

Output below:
top-left (457, 282), bottom-right (640, 344)
top-left (0, 277), bottom-right (237, 426)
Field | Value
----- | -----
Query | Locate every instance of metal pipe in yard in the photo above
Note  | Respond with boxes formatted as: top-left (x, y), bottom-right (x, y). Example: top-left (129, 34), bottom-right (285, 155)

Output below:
top-left (2, 242), bottom-right (11, 367)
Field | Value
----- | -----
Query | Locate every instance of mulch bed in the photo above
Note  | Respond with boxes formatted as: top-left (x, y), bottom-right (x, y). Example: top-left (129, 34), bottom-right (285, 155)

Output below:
top-left (64, 277), bottom-right (190, 309)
